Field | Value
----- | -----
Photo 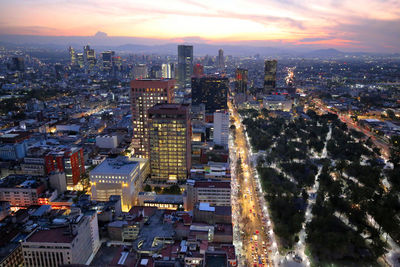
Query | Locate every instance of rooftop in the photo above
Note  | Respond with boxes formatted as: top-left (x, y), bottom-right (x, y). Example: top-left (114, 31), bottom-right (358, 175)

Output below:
top-left (26, 227), bottom-right (75, 244)
top-left (90, 157), bottom-right (139, 176)
top-left (0, 175), bottom-right (43, 189)
top-left (194, 181), bottom-right (231, 189)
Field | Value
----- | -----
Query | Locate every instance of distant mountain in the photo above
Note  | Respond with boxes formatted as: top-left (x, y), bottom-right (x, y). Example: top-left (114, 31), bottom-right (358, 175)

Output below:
top-left (305, 48), bottom-right (345, 57)
top-left (0, 34), bottom-right (392, 57)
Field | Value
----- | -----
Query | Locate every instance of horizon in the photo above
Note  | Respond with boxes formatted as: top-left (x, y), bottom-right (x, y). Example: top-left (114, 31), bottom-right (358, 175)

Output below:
top-left (0, 0), bottom-right (399, 53)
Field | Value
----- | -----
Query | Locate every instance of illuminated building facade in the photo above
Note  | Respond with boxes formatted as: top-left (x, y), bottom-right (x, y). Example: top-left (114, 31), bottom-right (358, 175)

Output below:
top-left (90, 157), bottom-right (141, 212)
top-left (177, 45), bottom-right (193, 88)
top-left (264, 60), bottom-right (277, 93)
top-left (148, 104), bottom-right (191, 182)
top-left (162, 63), bottom-right (175, 79)
top-left (130, 79), bottom-right (175, 158)
top-left (83, 45), bottom-right (96, 70)
top-left (44, 147), bottom-right (85, 187)
top-left (68, 46), bottom-right (76, 66)
top-left (191, 76), bottom-right (228, 113)
top-left (235, 68), bottom-right (248, 94)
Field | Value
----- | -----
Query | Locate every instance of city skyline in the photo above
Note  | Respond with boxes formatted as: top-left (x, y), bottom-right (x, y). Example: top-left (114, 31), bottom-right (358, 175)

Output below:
top-left (0, 0), bottom-right (399, 52)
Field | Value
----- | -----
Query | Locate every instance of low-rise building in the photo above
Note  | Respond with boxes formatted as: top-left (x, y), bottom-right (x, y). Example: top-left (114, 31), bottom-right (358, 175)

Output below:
top-left (0, 175), bottom-right (45, 207)
top-left (90, 157), bottom-right (142, 212)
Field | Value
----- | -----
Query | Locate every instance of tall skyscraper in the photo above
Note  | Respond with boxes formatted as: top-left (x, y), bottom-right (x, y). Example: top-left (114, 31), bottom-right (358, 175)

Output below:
top-left (68, 46), bottom-right (76, 66)
top-left (264, 60), bottom-right (277, 93)
top-left (130, 79), bottom-right (175, 158)
top-left (83, 45), bottom-right (96, 70)
top-left (177, 45), bottom-right (193, 88)
top-left (217, 49), bottom-right (224, 70)
top-left (213, 110), bottom-right (229, 148)
top-left (162, 63), bottom-right (174, 78)
top-left (235, 68), bottom-right (248, 94)
top-left (191, 76), bottom-right (228, 113)
top-left (100, 50), bottom-right (115, 71)
top-left (148, 103), bottom-right (191, 182)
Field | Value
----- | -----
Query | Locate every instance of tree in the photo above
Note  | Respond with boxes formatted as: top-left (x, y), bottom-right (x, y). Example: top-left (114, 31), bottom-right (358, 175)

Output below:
top-left (154, 186), bottom-right (162, 193)
top-left (144, 184), bottom-right (152, 192)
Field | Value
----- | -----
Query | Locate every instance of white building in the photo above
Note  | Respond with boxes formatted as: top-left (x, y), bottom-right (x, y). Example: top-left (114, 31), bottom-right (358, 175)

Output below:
top-left (213, 110), bottom-right (229, 148)
top-left (263, 94), bottom-right (293, 111)
top-left (95, 135), bottom-right (119, 149)
top-left (90, 157), bottom-right (141, 211)
top-left (162, 63), bottom-right (174, 79)
top-left (22, 213), bottom-right (97, 267)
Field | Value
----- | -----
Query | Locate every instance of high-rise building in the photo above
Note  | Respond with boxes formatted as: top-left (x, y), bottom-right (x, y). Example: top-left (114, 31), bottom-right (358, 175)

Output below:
top-left (76, 53), bottom-right (84, 68)
top-left (101, 50), bottom-right (115, 71)
top-left (193, 63), bottom-right (204, 78)
top-left (191, 76), bottom-right (228, 113)
top-left (148, 103), bottom-right (191, 182)
top-left (235, 68), bottom-right (248, 94)
top-left (130, 79), bottom-right (175, 158)
top-left (83, 45), bottom-right (96, 70)
top-left (133, 64), bottom-right (148, 79)
top-left (217, 49), bottom-right (224, 70)
top-left (162, 63), bottom-right (174, 78)
top-left (213, 110), bottom-right (229, 148)
top-left (177, 45), bottom-right (193, 88)
top-left (8, 57), bottom-right (25, 71)
top-left (264, 60), bottom-right (277, 93)
top-left (68, 46), bottom-right (76, 66)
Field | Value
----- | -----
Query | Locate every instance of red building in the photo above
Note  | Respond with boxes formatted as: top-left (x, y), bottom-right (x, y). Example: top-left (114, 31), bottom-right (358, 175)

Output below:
top-left (44, 147), bottom-right (85, 186)
top-left (193, 63), bottom-right (204, 78)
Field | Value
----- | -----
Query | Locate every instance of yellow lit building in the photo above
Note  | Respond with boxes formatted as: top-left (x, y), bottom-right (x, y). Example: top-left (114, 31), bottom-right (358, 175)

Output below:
top-left (148, 103), bottom-right (191, 182)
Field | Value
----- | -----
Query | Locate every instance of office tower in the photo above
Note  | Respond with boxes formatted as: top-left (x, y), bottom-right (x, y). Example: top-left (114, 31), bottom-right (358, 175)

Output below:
top-left (162, 63), bottom-right (174, 78)
top-left (68, 46), bottom-right (76, 65)
top-left (235, 68), bottom-right (248, 94)
top-left (150, 65), bottom-right (162, 79)
top-left (44, 147), bottom-right (85, 187)
top-left (193, 63), bottom-right (204, 78)
top-left (0, 175), bottom-right (45, 207)
top-left (83, 45), bottom-right (96, 70)
top-left (177, 45), bottom-right (193, 88)
top-left (191, 76), bottom-right (228, 113)
top-left (8, 57), bottom-right (25, 71)
top-left (133, 64), bottom-right (148, 79)
top-left (264, 60), bottom-right (277, 93)
top-left (90, 157), bottom-right (141, 211)
top-left (130, 79), bottom-right (175, 158)
top-left (213, 110), bottom-right (229, 148)
top-left (217, 49), bottom-right (224, 70)
top-left (148, 104), bottom-right (191, 182)
top-left (76, 53), bottom-right (84, 68)
top-left (101, 50), bottom-right (115, 71)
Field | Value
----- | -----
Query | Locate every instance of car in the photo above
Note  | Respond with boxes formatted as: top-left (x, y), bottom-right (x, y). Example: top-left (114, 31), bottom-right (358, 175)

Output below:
top-left (293, 255), bottom-right (303, 263)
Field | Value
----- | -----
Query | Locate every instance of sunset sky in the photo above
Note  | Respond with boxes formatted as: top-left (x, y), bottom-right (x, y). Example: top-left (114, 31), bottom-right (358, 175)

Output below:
top-left (0, 0), bottom-right (399, 52)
